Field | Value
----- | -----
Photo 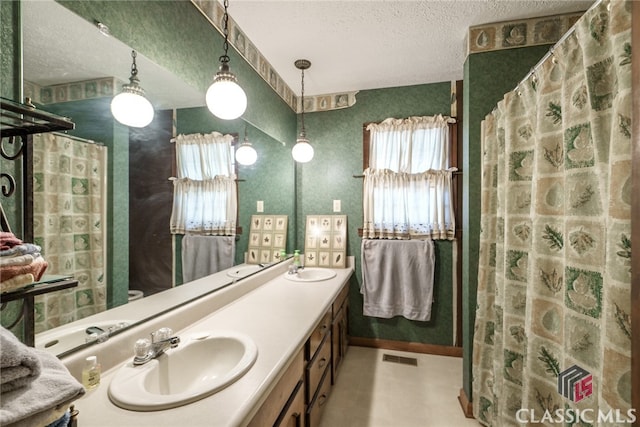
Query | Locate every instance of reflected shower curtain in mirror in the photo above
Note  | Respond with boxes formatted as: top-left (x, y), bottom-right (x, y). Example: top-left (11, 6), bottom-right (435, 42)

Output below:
top-left (32, 134), bottom-right (108, 333)
top-left (472, 1), bottom-right (632, 425)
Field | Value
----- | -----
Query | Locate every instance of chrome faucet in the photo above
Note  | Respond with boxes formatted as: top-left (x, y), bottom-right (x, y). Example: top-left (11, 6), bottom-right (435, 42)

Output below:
top-left (288, 264), bottom-right (304, 274)
top-left (133, 327), bottom-right (180, 366)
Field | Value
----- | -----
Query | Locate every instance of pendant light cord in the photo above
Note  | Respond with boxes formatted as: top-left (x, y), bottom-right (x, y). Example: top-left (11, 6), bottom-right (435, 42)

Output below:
top-left (220, 0), bottom-right (230, 65)
top-left (300, 67), bottom-right (305, 134)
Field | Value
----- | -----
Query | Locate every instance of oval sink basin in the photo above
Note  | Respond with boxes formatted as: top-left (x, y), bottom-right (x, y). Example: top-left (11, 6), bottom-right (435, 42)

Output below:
top-left (226, 264), bottom-right (263, 279)
top-left (108, 331), bottom-right (258, 411)
top-left (284, 268), bottom-right (337, 282)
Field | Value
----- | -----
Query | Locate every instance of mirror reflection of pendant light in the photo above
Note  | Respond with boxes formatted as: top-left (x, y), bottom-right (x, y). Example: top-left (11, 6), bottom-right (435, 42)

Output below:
top-left (235, 127), bottom-right (257, 166)
top-left (111, 50), bottom-right (154, 128)
top-left (205, 0), bottom-right (247, 120)
top-left (291, 59), bottom-right (314, 163)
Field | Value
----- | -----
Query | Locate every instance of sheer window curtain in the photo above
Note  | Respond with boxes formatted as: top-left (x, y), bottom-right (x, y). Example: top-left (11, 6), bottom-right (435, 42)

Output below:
top-left (170, 132), bottom-right (237, 236)
top-left (363, 115), bottom-right (456, 239)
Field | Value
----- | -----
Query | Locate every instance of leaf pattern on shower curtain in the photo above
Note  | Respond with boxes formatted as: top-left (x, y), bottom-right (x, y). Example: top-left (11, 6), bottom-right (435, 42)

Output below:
top-left (32, 134), bottom-right (107, 333)
top-left (472, 1), bottom-right (632, 425)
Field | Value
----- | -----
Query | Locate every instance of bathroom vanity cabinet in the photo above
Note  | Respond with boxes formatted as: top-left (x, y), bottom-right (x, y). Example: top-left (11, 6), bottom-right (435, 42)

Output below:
top-left (62, 260), bottom-right (354, 427)
top-left (248, 280), bottom-right (349, 427)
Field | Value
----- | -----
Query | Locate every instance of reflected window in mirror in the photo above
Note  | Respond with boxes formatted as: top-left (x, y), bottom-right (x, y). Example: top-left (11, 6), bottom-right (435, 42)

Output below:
top-left (170, 132), bottom-right (240, 283)
top-left (170, 132), bottom-right (238, 236)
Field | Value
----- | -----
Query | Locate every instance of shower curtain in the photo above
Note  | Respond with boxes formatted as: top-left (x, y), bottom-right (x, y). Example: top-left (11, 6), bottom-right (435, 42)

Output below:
top-left (473, 1), bottom-right (632, 425)
top-left (32, 133), bottom-right (108, 333)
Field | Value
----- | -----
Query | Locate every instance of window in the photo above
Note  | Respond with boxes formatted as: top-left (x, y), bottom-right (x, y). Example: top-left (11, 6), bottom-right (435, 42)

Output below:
top-left (362, 115), bottom-right (456, 240)
top-left (169, 132), bottom-right (237, 236)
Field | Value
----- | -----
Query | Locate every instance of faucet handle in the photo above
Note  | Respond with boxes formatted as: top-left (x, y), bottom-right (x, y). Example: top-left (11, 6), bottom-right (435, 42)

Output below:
top-left (152, 327), bottom-right (173, 342)
top-left (134, 338), bottom-right (151, 357)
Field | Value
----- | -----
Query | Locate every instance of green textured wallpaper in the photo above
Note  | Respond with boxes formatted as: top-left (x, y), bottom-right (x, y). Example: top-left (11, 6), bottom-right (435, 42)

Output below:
top-left (298, 82), bottom-right (455, 345)
top-left (461, 44), bottom-right (551, 401)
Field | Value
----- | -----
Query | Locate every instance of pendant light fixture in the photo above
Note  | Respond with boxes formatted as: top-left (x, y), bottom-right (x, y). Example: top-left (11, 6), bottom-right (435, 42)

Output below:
top-left (205, 0), bottom-right (247, 120)
top-left (291, 59), bottom-right (314, 163)
top-left (235, 127), bottom-right (257, 166)
top-left (111, 50), bottom-right (154, 128)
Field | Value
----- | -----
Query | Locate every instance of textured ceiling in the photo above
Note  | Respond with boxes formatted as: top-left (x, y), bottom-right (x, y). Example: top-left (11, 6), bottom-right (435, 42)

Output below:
top-left (22, 0), bottom-right (595, 108)
top-left (229, 0), bottom-right (594, 96)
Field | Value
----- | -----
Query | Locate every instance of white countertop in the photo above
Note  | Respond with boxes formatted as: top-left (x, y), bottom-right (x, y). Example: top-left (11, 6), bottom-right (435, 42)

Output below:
top-left (69, 263), bottom-right (353, 427)
top-left (36, 264), bottom-right (247, 356)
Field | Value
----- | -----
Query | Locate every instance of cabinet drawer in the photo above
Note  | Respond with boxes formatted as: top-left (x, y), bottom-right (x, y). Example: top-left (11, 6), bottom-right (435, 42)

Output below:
top-left (306, 333), bottom-right (331, 402)
top-left (306, 310), bottom-right (331, 360)
top-left (274, 380), bottom-right (305, 427)
top-left (306, 366), bottom-right (332, 427)
top-left (248, 349), bottom-right (304, 427)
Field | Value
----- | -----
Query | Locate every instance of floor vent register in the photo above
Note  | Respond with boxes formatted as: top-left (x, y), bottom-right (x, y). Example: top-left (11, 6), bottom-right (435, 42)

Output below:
top-left (382, 354), bottom-right (418, 366)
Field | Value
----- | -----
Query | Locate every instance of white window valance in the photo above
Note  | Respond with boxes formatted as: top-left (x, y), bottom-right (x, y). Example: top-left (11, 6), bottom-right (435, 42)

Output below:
top-left (366, 114), bottom-right (455, 172)
top-left (174, 132), bottom-right (235, 179)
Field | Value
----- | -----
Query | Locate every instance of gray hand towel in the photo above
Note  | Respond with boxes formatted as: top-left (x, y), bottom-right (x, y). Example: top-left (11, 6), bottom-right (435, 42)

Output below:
top-left (0, 327), bottom-right (42, 393)
top-left (182, 235), bottom-right (235, 282)
top-left (360, 239), bottom-right (435, 321)
top-left (0, 339), bottom-right (85, 427)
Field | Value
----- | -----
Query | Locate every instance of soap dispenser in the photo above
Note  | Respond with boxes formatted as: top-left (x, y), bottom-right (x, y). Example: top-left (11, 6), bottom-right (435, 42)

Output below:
top-left (293, 250), bottom-right (301, 267)
top-left (82, 356), bottom-right (101, 390)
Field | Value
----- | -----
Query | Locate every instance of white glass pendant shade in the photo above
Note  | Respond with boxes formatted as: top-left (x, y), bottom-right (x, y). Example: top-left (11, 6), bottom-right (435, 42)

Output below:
top-left (111, 89), bottom-right (154, 128)
top-left (292, 136), bottom-right (314, 163)
top-left (235, 142), bottom-right (257, 166)
top-left (111, 51), bottom-right (154, 128)
top-left (206, 64), bottom-right (247, 120)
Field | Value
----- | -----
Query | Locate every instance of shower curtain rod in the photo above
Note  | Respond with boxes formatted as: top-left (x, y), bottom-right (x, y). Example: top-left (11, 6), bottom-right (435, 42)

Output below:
top-left (513, 0), bottom-right (605, 93)
top-left (51, 131), bottom-right (102, 145)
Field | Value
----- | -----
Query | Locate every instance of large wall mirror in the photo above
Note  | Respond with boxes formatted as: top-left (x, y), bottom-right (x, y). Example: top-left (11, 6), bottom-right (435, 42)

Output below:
top-left (17, 0), bottom-right (295, 357)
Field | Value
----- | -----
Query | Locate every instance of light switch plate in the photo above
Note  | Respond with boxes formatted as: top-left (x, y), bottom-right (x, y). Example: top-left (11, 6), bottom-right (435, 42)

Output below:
top-left (333, 200), bottom-right (341, 212)
top-left (257, 201), bottom-right (264, 212)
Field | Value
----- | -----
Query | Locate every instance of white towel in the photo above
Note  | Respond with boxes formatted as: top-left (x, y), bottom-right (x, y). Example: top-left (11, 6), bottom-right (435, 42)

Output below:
top-left (360, 239), bottom-right (435, 321)
top-left (182, 235), bottom-right (235, 282)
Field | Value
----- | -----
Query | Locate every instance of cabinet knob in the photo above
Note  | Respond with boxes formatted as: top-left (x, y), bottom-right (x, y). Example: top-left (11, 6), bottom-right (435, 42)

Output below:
top-left (318, 393), bottom-right (328, 406)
